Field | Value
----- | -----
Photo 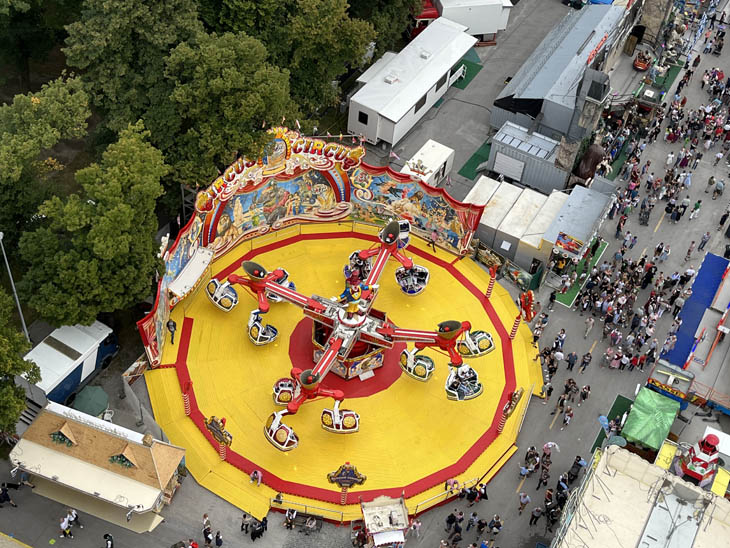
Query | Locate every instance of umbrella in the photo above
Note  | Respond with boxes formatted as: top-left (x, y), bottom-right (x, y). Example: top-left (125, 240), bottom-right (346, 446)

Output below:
top-left (72, 385), bottom-right (109, 418)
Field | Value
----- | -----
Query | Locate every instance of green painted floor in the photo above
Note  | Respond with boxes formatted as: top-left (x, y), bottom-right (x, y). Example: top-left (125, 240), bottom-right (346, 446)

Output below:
top-left (452, 59), bottom-right (483, 90)
top-left (458, 141), bottom-right (491, 180)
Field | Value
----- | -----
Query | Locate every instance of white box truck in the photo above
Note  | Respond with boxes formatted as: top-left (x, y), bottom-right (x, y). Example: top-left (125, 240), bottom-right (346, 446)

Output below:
top-left (400, 139), bottom-right (455, 187)
top-left (411, 0), bottom-right (512, 41)
top-left (24, 321), bottom-right (119, 405)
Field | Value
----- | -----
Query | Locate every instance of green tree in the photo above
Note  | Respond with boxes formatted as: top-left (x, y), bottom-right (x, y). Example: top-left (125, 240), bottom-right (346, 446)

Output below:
top-left (64, 0), bottom-right (203, 139)
top-left (272, 0), bottom-right (375, 113)
top-left (349, 0), bottom-right (422, 54)
top-left (196, 0), bottom-right (374, 114)
top-left (164, 31), bottom-right (298, 186)
top-left (19, 122), bottom-right (168, 326)
top-left (0, 76), bottom-right (90, 249)
top-left (0, 288), bottom-right (40, 434)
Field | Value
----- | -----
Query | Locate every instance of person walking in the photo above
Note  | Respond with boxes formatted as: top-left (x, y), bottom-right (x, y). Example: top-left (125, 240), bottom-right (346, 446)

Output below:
top-left (67, 508), bottom-right (82, 529)
top-left (578, 385), bottom-right (591, 407)
top-left (445, 510), bottom-right (458, 532)
top-left (215, 531), bottom-right (223, 547)
top-left (528, 506), bottom-right (543, 526)
top-left (407, 518), bottom-right (422, 538)
top-left (466, 512), bottom-right (479, 532)
top-left (685, 242), bottom-right (696, 262)
top-left (699, 231), bottom-right (711, 251)
top-left (518, 492), bottom-right (531, 514)
top-left (584, 316), bottom-right (595, 339)
top-left (561, 406), bottom-right (574, 430)
top-left (673, 295), bottom-right (686, 318)
top-left (689, 200), bottom-right (702, 220)
top-left (550, 393), bottom-right (567, 416)
top-left (59, 515), bottom-right (73, 539)
top-left (429, 229), bottom-right (438, 252)
top-left (541, 381), bottom-right (553, 405)
top-left (535, 463), bottom-right (550, 490)
top-left (203, 526), bottom-right (213, 547)
top-left (0, 485), bottom-right (17, 508)
top-left (566, 351), bottom-right (578, 371)
top-left (579, 352), bottom-right (592, 374)
top-left (103, 533), bottom-right (114, 548)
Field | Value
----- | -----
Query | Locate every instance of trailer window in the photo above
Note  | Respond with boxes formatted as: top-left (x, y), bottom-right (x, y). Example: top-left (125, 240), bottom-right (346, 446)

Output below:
top-left (415, 93), bottom-right (427, 113)
top-left (436, 73), bottom-right (447, 91)
top-left (358, 111), bottom-right (369, 125)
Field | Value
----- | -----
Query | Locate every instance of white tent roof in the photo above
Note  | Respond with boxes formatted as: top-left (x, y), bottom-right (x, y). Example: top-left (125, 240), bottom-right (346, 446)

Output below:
top-left (351, 18), bottom-right (477, 122)
top-left (373, 530), bottom-right (405, 546)
top-left (523, 191), bottom-right (569, 248)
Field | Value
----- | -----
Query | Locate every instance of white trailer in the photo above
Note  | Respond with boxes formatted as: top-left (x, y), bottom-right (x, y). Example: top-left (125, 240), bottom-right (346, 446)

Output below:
top-left (348, 18), bottom-right (477, 146)
top-left (399, 139), bottom-right (455, 186)
top-left (435, 0), bottom-right (512, 38)
top-left (24, 321), bottom-right (119, 404)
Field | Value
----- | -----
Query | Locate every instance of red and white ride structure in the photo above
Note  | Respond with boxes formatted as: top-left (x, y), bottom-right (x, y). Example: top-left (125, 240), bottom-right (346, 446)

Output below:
top-left (674, 433), bottom-right (721, 488)
top-left (205, 220), bottom-right (494, 451)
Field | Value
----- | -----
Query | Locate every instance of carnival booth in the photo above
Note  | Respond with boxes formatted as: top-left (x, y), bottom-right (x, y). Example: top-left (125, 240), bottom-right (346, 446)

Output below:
top-left (621, 388), bottom-right (680, 462)
top-left (399, 139), bottom-right (455, 187)
top-left (138, 127), bottom-right (540, 521)
top-left (360, 495), bottom-right (409, 547)
top-left (9, 402), bottom-right (184, 532)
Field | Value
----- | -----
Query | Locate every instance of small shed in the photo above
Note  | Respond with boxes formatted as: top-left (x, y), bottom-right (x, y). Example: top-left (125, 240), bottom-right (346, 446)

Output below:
top-left (516, 190), bottom-right (569, 269)
top-left (361, 495), bottom-right (409, 547)
top-left (622, 388), bottom-right (680, 452)
top-left (541, 184), bottom-right (612, 259)
top-left (494, 188), bottom-right (547, 261)
top-left (400, 139), bottom-right (455, 186)
top-left (348, 18), bottom-right (477, 146)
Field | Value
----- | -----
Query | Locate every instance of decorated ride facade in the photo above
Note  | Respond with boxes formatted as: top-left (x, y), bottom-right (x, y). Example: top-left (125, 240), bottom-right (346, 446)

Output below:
top-left (138, 128), bottom-right (539, 520)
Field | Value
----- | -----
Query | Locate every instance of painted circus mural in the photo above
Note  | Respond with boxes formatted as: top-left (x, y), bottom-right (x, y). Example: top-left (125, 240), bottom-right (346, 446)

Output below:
top-left (138, 128), bottom-right (484, 367)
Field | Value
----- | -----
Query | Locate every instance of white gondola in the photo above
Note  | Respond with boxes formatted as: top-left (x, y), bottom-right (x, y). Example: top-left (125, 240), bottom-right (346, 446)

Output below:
top-left (395, 265), bottom-right (430, 296)
top-left (444, 365), bottom-right (483, 401)
top-left (272, 378), bottom-right (299, 406)
top-left (321, 400), bottom-right (360, 433)
top-left (346, 251), bottom-right (372, 282)
top-left (399, 348), bottom-right (435, 381)
top-left (264, 410), bottom-right (299, 451)
top-left (456, 330), bottom-right (494, 358)
top-left (248, 310), bottom-right (279, 345)
top-left (205, 278), bottom-right (239, 312)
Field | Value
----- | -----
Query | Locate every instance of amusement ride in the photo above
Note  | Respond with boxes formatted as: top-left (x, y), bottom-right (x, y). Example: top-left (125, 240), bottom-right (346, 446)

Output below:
top-left (204, 220), bottom-right (494, 451)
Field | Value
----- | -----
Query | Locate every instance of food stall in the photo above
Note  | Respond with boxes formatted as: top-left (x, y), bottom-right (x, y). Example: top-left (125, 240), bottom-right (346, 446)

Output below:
top-left (360, 495), bottom-right (409, 547)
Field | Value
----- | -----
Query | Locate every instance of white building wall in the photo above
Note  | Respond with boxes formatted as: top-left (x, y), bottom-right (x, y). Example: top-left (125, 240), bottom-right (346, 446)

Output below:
top-left (347, 101), bottom-right (380, 144)
top-left (390, 74), bottom-right (450, 146)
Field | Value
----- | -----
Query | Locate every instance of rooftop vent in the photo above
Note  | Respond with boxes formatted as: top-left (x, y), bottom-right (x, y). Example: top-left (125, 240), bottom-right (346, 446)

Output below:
top-left (384, 73), bottom-right (398, 84)
top-left (420, 50), bottom-right (432, 60)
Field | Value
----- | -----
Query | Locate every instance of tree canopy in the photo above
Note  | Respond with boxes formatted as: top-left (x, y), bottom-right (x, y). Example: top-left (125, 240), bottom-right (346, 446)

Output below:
top-left (349, 0), bottom-right (422, 55)
top-left (0, 76), bottom-right (90, 247)
top-left (19, 122), bottom-right (168, 326)
top-left (64, 0), bottom-right (203, 138)
top-left (164, 31), bottom-right (298, 186)
top-left (0, 288), bottom-right (40, 434)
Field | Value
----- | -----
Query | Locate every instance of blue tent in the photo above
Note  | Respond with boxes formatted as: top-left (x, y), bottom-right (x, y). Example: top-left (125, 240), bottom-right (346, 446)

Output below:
top-left (590, 0), bottom-right (614, 4)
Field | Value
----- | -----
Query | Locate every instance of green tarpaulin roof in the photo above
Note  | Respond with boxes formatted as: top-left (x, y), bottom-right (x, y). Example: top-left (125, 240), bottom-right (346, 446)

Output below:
top-left (622, 388), bottom-right (680, 451)
top-left (71, 385), bottom-right (109, 418)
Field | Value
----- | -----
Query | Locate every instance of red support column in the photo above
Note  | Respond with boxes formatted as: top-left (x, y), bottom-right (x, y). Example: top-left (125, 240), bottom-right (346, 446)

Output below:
top-left (497, 412), bottom-right (507, 434)
top-left (182, 381), bottom-right (192, 416)
top-left (485, 277), bottom-right (496, 299)
top-left (509, 314), bottom-right (521, 340)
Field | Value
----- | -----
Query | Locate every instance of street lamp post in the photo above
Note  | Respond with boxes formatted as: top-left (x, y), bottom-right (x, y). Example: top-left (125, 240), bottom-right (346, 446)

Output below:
top-left (0, 232), bottom-right (30, 343)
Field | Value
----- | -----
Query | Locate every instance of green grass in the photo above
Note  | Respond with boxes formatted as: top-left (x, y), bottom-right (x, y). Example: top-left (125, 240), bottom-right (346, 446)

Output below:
top-left (656, 63), bottom-right (683, 93)
top-left (433, 97), bottom-right (445, 109)
top-left (555, 239), bottom-right (608, 307)
top-left (458, 141), bottom-right (491, 180)
top-left (452, 59), bottom-right (483, 90)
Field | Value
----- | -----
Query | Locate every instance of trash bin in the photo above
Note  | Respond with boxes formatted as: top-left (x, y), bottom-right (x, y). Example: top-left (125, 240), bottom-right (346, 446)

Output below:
top-left (724, 244), bottom-right (730, 259)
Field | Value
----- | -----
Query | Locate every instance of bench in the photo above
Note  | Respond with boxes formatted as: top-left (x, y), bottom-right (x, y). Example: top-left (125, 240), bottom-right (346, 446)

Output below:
top-left (290, 513), bottom-right (323, 534)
